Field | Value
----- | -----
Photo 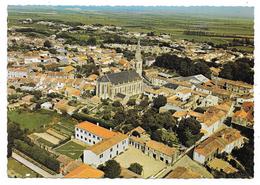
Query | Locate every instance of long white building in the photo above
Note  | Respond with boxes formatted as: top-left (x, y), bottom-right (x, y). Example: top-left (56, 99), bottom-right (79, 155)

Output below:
top-left (75, 121), bottom-right (129, 167)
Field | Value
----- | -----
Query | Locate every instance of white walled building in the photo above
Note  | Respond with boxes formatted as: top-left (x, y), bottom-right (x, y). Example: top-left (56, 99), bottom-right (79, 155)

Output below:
top-left (75, 121), bottom-right (129, 167)
top-left (8, 68), bottom-right (29, 78)
top-left (84, 133), bottom-right (129, 167)
top-left (75, 121), bottom-right (117, 146)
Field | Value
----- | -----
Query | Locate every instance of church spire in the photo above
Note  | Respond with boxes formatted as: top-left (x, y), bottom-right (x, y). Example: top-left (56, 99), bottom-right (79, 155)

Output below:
top-left (135, 38), bottom-right (142, 61)
top-left (135, 38), bottom-right (142, 76)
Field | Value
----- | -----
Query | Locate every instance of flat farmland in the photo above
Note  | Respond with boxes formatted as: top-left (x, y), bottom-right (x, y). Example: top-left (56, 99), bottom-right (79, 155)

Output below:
top-left (8, 6), bottom-right (254, 45)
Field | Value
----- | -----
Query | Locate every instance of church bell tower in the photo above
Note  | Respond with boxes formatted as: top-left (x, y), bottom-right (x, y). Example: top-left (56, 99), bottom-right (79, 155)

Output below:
top-left (135, 38), bottom-right (143, 76)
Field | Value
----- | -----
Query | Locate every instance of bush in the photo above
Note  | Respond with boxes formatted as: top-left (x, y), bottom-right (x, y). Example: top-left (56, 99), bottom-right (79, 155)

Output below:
top-left (128, 163), bottom-right (143, 175)
top-left (98, 160), bottom-right (121, 178)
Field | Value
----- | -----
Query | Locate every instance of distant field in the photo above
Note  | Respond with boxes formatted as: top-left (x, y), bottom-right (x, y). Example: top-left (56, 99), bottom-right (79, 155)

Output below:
top-left (54, 140), bottom-right (86, 159)
top-left (7, 7), bottom-right (254, 45)
top-left (7, 109), bottom-right (77, 131)
top-left (8, 157), bottom-right (40, 178)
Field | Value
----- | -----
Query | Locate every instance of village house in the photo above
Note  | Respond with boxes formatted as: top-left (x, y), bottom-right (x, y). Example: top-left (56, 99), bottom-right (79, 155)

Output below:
top-left (193, 127), bottom-right (245, 164)
top-left (196, 101), bottom-right (234, 138)
top-left (128, 127), bottom-right (179, 165)
top-left (8, 67), bottom-right (29, 78)
top-left (46, 71), bottom-right (74, 79)
top-left (232, 102), bottom-right (254, 128)
top-left (212, 77), bottom-right (253, 95)
top-left (64, 164), bottom-right (104, 178)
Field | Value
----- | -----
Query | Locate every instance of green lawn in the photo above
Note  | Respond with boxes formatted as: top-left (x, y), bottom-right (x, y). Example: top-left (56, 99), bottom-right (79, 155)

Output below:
top-left (7, 109), bottom-right (77, 132)
top-left (8, 158), bottom-right (40, 178)
top-left (7, 110), bottom-right (55, 131)
top-left (54, 140), bottom-right (86, 159)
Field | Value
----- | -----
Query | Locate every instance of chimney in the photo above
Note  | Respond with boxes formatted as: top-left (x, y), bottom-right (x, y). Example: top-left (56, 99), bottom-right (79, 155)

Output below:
top-left (97, 122), bottom-right (99, 126)
top-left (110, 128), bottom-right (112, 131)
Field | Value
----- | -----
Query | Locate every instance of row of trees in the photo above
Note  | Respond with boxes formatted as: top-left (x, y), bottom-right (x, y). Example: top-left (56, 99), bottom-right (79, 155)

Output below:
top-left (14, 139), bottom-right (60, 173)
top-left (154, 53), bottom-right (211, 78)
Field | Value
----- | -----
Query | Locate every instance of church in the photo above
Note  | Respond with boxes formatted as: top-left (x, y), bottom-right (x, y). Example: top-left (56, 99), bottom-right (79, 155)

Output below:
top-left (96, 39), bottom-right (143, 100)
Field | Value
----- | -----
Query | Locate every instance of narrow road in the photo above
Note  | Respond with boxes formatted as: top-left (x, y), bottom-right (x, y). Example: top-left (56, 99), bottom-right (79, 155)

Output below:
top-left (12, 152), bottom-right (54, 178)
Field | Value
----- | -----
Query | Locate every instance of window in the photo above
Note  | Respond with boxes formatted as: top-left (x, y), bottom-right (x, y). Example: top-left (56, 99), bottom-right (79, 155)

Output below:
top-left (76, 128), bottom-right (79, 131)
top-left (99, 154), bottom-right (103, 158)
top-left (89, 133), bottom-right (91, 136)
top-left (84, 131), bottom-right (87, 134)
top-left (117, 144), bottom-right (119, 148)
top-left (110, 154), bottom-right (112, 158)
top-left (93, 141), bottom-right (95, 144)
top-left (89, 139), bottom-right (91, 142)
top-left (80, 136), bottom-right (83, 139)
top-left (97, 137), bottom-right (100, 140)
top-left (80, 130), bottom-right (82, 133)
top-left (76, 134), bottom-right (79, 137)
top-left (93, 135), bottom-right (96, 139)
top-left (110, 148), bottom-right (113, 152)
top-left (85, 137), bottom-right (87, 141)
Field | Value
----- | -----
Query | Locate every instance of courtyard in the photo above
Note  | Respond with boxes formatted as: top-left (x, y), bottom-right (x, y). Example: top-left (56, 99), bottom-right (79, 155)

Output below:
top-left (114, 146), bottom-right (166, 178)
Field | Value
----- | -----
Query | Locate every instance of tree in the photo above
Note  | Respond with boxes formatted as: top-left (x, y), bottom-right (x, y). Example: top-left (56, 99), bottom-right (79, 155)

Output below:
top-left (153, 95), bottom-right (167, 109)
top-left (139, 98), bottom-right (149, 108)
top-left (86, 37), bottom-right (97, 46)
top-left (82, 108), bottom-right (89, 114)
top-left (219, 60), bottom-right (254, 84)
top-left (43, 40), bottom-right (52, 48)
top-left (99, 160), bottom-right (121, 178)
top-left (113, 110), bottom-right (126, 125)
top-left (112, 101), bottom-right (122, 107)
top-left (131, 130), bottom-right (140, 137)
top-left (7, 122), bottom-right (27, 157)
top-left (127, 99), bottom-right (136, 106)
top-left (177, 117), bottom-right (203, 147)
top-left (128, 163), bottom-right (143, 175)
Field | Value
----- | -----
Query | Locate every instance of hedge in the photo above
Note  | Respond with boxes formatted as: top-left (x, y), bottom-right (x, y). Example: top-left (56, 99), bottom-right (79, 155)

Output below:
top-left (14, 139), bottom-right (60, 173)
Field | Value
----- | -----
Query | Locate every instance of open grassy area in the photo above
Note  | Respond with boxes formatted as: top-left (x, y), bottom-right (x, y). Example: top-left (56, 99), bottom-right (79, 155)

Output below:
top-left (54, 140), bottom-right (86, 159)
top-left (8, 110), bottom-right (55, 131)
top-left (7, 109), bottom-right (77, 132)
top-left (8, 157), bottom-right (40, 178)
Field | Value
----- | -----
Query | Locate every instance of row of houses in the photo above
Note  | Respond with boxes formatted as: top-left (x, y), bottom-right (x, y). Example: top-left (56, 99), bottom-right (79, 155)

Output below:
top-left (193, 127), bottom-right (246, 164)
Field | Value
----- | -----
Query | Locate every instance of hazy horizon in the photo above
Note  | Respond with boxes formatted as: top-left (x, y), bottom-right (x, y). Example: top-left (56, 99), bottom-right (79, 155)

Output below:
top-left (8, 5), bottom-right (254, 19)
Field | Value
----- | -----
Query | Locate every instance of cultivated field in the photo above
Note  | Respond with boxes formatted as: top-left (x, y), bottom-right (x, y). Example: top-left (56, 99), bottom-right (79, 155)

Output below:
top-left (7, 6), bottom-right (254, 45)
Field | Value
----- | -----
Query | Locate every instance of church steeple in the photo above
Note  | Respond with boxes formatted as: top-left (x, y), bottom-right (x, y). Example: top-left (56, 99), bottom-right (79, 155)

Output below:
top-left (135, 38), bottom-right (142, 76)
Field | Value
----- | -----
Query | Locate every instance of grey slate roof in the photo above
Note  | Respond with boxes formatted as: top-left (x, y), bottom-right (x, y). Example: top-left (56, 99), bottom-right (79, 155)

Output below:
top-left (98, 70), bottom-right (141, 85)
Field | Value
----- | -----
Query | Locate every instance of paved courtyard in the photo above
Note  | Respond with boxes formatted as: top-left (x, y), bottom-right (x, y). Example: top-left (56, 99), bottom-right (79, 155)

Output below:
top-left (114, 146), bottom-right (166, 178)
